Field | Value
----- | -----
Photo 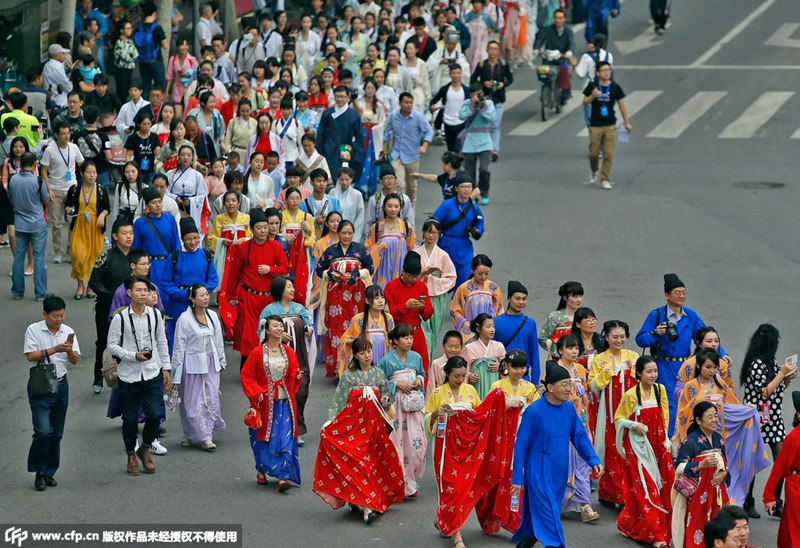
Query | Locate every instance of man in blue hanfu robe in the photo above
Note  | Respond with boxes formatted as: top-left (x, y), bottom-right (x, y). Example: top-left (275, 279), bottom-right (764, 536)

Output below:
top-left (162, 217), bottom-right (219, 345)
top-left (133, 186), bottom-right (181, 317)
top-left (511, 362), bottom-right (603, 548)
top-left (432, 172), bottom-right (483, 289)
top-left (315, 85), bottom-right (364, 181)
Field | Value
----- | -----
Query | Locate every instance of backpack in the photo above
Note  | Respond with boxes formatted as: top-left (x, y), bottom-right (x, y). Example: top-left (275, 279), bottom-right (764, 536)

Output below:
top-left (591, 50), bottom-right (613, 83)
top-left (134, 23), bottom-right (160, 63)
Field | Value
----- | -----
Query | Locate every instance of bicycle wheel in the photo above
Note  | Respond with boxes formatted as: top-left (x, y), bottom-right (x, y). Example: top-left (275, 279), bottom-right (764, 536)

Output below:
top-left (540, 83), bottom-right (549, 121)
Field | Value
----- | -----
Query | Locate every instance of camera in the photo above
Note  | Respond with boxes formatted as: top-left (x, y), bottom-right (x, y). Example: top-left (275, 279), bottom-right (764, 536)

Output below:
top-left (142, 347), bottom-right (153, 360)
top-left (665, 322), bottom-right (678, 342)
top-left (476, 92), bottom-right (486, 103)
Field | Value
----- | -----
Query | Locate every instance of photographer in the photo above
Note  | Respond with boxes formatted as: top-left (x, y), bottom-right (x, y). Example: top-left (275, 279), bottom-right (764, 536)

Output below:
top-left (432, 173), bottom-right (484, 288)
top-left (635, 273), bottom-right (728, 437)
top-left (459, 83), bottom-right (495, 206)
top-left (106, 276), bottom-right (171, 476)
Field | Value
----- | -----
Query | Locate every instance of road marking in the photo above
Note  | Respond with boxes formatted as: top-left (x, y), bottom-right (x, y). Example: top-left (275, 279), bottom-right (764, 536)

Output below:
top-left (791, 128), bottom-right (800, 139)
top-left (576, 91), bottom-right (662, 137)
top-left (765, 23), bottom-right (800, 48)
top-left (503, 90), bottom-right (537, 112)
top-left (691, 0), bottom-right (778, 66)
top-left (718, 92), bottom-right (794, 139)
top-left (508, 96), bottom-right (583, 136)
top-left (646, 91), bottom-right (728, 139)
top-left (616, 27), bottom-right (662, 55)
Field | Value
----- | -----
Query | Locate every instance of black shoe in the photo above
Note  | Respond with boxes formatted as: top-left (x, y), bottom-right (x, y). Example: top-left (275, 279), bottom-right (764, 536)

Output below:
top-left (92, 380), bottom-right (104, 394)
top-left (34, 473), bottom-right (46, 491)
top-left (743, 503), bottom-right (760, 519)
top-left (44, 476), bottom-right (57, 487)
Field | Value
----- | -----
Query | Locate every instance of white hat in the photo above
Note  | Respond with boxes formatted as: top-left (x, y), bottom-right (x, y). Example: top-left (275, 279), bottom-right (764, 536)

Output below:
top-left (48, 44), bottom-right (70, 56)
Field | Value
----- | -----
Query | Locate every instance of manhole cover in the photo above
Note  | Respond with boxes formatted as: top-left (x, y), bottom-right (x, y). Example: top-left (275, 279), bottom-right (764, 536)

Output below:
top-left (733, 182), bottom-right (786, 189)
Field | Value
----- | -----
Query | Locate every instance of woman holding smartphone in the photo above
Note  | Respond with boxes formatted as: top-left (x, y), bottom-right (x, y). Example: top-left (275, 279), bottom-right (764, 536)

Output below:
top-left (740, 324), bottom-right (798, 518)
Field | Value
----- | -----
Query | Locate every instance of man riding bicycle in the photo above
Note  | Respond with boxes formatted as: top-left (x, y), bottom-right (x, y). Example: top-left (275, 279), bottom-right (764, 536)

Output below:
top-left (533, 9), bottom-right (576, 104)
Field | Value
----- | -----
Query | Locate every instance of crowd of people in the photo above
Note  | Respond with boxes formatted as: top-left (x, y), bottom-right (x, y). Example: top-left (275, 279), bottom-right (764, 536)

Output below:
top-left (8, 1), bottom-right (800, 548)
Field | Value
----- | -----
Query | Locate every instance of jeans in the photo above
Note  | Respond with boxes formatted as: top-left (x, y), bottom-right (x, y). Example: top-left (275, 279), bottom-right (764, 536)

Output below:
top-left (96, 170), bottom-right (111, 193)
top-left (118, 373), bottom-right (164, 453)
top-left (464, 150), bottom-right (492, 197)
top-left (48, 189), bottom-right (67, 256)
top-left (589, 125), bottom-right (617, 182)
top-left (94, 301), bottom-right (111, 383)
top-left (583, 103), bottom-right (592, 128)
top-left (139, 60), bottom-right (166, 96)
top-left (12, 228), bottom-right (47, 298)
top-left (28, 377), bottom-right (69, 477)
top-left (491, 102), bottom-right (504, 153)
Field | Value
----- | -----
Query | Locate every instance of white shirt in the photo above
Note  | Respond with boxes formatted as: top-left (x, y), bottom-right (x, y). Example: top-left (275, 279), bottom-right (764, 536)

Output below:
top-left (575, 48), bottom-right (614, 87)
top-left (195, 17), bottom-right (214, 58)
top-left (246, 172), bottom-right (275, 209)
top-left (43, 58), bottom-right (72, 108)
top-left (40, 142), bottom-right (84, 192)
top-left (115, 98), bottom-right (150, 138)
top-left (107, 306), bottom-right (170, 383)
top-left (261, 26), bottom-right (284, 58)
top-left (272, 117), bottom-right (302, 162)
top-left (444, 85), bottom-right (465, 125)
top-left (376, 85), bottom-right (399, 115)
top-left (171, 309), bottom-right (226, 383)
top-left (24, 320), bottom-right (81, 379)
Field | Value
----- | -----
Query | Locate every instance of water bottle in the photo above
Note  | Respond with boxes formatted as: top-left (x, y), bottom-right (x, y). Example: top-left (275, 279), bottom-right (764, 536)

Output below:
top-left (436, 414), bottom-right (446, 438)
top-left (510, 495), bottom-right (520, 513)
top-left (580, 407), bottom-right (588, 423)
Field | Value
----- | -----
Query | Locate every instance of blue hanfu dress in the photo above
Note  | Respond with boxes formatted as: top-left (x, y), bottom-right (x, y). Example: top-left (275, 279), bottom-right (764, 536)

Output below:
top-left (511, 397), bottom-right (601, 548)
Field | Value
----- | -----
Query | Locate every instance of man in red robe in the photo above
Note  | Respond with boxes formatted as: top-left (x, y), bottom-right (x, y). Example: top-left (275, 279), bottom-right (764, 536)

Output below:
top-left (764, 391), bottom-right (800, 548)
top-left (226, 208), bottom-right (290, 367)
top-left (385, 251), bottom-right (434, 374)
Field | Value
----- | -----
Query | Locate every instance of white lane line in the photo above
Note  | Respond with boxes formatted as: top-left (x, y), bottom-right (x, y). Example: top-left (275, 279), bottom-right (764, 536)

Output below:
top-left (718, 91), bottom-right (794, 139)
top-left (791, 127), bottom-right (800, 139)
top-left (646, 91), bottom-right (728, 139)
top-left (508, 96), bottom-right (583, 137)
top-left (691, 0), bottom-right (778, 66)
top-left (503, 90), bottom-right (537, 112)
top-left (576, 91), bottom-right (662, 137)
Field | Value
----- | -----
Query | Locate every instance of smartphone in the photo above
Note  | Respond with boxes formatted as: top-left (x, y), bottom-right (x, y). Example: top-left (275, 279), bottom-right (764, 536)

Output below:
top-left (67, 333), bottom-right (75, 344)
top-left (419, 295), bottom-right (426, 302)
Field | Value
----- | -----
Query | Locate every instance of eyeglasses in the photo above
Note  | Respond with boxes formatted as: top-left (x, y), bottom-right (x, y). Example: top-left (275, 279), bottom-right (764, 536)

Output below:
top-left (136, 262), bottom-right (151, 267)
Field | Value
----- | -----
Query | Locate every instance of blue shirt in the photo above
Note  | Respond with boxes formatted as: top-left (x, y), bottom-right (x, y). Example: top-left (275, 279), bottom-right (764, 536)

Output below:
top-left (635, 304), bottom-right (726, 360)
top-left (383, 109), bottom-right (434, 164)
top-left (494, 312), bottom-right (540, 382)
top-left (74, 9), bottom-right (109, 38)
top-left (7, 171), bottom-right (48, 232)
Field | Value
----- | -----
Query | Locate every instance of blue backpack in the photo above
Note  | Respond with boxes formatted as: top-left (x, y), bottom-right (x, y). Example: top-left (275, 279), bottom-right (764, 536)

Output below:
top-left (134, 23), bottom-right (160, 63)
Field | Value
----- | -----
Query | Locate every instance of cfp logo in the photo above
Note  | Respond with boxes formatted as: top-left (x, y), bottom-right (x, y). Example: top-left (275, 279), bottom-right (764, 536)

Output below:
top-left (4, 527), bottom-right (28, 548)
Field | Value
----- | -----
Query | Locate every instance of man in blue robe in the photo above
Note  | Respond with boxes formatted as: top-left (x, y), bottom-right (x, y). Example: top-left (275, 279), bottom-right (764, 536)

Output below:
top-left (511, 362), bottom-right (603, 548)
top-left (315, 85), bottom-right (364, 181)
top-left (432, 173), bottom-right (483, 288)
top-left (162, 217), bottom-right (219, 345)
top-left (133, 186), bottom-right (180, 318)
top-left (494, 281), bottom-right (540, 382)
top-left (634, 273), bottom-right (727, 437)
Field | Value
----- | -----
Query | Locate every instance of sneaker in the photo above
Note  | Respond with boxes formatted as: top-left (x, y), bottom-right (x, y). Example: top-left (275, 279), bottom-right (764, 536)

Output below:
top-left (151, 439), bottom-right (168, 455)
top-left (12, 294), bottom-right (23, 300)
top-left (585, 171), bottom-right (599, 186)
top-left (478, 196), bottom-right (490, 206)
top-left (655, 27), bottom-right (665, 35)
top-left (92, 381), bottom-right (104, 394)
top-left (601, 180), bottom-right (613, 190)
top-left (297, 437), bottom-right (305, 447)
top-left (53, 254), bottom-right (62, 264)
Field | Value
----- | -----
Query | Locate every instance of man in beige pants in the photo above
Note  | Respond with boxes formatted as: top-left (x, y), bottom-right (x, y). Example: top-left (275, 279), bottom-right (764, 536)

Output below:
top-left (582, 62), bottom-right (632, 190)
top-left (40, 123), bottom-right (84, 263)
top-left (382, 93), bottom-right (434, 205)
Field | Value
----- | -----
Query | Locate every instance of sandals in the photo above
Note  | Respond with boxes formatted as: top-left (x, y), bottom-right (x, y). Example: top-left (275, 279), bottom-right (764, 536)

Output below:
top-left (73, 292), bottom-right (83, 300)
top-left (580, 505), bottom-right (600, 523)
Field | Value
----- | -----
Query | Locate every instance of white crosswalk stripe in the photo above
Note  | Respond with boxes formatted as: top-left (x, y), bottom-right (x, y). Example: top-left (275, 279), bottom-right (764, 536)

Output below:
top-left (717, 91), bottom-right (794, 138)
top-left (576, 91), bottom-right (662, 137)
top-left (503, 90), bottom-right (537, 112)
top-left (646, 91), bottom-right (728, 139)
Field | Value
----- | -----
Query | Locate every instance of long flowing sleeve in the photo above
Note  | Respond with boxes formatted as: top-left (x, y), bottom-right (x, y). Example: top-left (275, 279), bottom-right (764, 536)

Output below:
top-left (763, 431), bottom-right (798, 504)
top-left (449, 283), bottom-right (469, 336)
top-left (171, 314), bottom-right (189, 384)
top-left (676, 434), bottom-right (703, 477)
top-left (327, 370), bottom-right (355, 421)
top-left (241, 346), bottom-right (265, 406)
top-left (570, 401), bottom-right (601, 467)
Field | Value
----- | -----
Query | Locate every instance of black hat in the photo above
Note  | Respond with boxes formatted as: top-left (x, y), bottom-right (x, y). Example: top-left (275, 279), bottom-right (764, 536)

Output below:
top-left (664, 273), bottom-right (685, 293)
top-left (403, 251), bottom-right (422, 275)
top-left (379, 163), bottom-right (396, 179)
top-left (452, 170), bottom-right (474, 188)
top-left (544, 360), bottom-right (570, 385)
top-left (179, 217), bottom-right (198, 238)
top-left (129, 78), bottom-right (143, 90)
top-left (793, 391), bottom-right (800, 414)
top-left (508, 280), bottom-right (527, 297)
top-left (249, 208), bottom-right (268, 227)
top-left (141, 186), bottom-right (160, 205)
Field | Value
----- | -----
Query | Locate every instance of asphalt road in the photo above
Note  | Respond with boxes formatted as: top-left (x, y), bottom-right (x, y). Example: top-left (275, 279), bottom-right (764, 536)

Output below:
top-left (2, 0), bottom-right (799, 546)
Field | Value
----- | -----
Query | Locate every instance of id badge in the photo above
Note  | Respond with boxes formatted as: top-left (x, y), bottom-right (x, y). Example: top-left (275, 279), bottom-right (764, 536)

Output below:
top-left (600, 105), bottom-right (609, 117)
top-left (140, 157), bottom-right (151, 171)
top-left (66, 171), bottom-right (72, 182)
top-left (85, 212), bottom-right (91, 223)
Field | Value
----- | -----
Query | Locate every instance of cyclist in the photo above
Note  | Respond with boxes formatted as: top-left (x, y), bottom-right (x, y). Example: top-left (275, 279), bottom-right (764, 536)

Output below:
top-left (533, 9), bottom-right (576, 105)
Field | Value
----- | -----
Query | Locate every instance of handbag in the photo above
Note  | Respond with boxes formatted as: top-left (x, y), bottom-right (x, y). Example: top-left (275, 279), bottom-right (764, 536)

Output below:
top-left (28, 351), bottom-right (58, 397)
top-left (101, 349), bottom-right (119, 389)
top-left (674, 473), bottom-right (699, 498)
top-left (400, 389), bottom-right (425, 412)
top-left (243, 407), bottom-right (263, 429)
